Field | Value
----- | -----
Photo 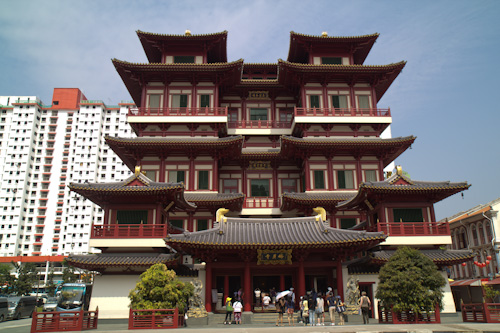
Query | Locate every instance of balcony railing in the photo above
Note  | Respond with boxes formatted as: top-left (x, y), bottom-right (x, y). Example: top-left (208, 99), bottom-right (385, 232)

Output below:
top-left (228, 120), bottom-right (292, 129)
top-left (92, 224), bottom-right (167, 238)
top-left (295, 107), bottom-right (391, 117)
top-left (369, 221), bottom-right (450, 236)
top-left (129, 107), bottom-right (228, 117)
top-left (243, 198), bottom-right (281, 209)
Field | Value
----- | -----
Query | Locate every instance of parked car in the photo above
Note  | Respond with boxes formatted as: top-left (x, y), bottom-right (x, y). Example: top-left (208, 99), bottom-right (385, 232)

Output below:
top-left (7, 296), bottom-right (37, 320)
top-left (43, 297), bottom-right (58, 312)
top-left (0, 297), bottom-right (8, 322)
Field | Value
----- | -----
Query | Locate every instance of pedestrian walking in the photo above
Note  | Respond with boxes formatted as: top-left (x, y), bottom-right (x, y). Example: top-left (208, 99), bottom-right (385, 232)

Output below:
top-left (286, 295), bottom-right (295, 326)
top-left (336, 296), bottom-right (346, 326)
top-left (359, 291), bottom-right (372, 324)
top-left (316, 292), bottom-right (325, 326)
top-left (300, 295), bottom-right (309, 325)
top-left (326, 292), bottom-right (336, 325)
top-left (276, 295), bottom-right (286, 326)
top-left (308, 291), bottom-right (317, 325)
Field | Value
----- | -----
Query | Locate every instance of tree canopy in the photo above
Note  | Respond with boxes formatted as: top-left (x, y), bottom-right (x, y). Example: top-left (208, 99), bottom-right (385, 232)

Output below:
top-left (375, 246), bottom-right (446, 313)
top-left (129, 263), bottom-right (193, 312)
top-left (13, 262), bottom-right (38, 295)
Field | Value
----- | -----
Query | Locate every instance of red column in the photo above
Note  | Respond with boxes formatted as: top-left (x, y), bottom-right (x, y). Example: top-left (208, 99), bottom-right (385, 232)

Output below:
top-left (280, 274), bottom-right (285, 291)
top-left (378, 158), bottom-right (384, 180)
top-left (298, 259), bottom-right (305, 300)
top-left (155, 203), bottom-right (162, 225)
top-left (305, 159), bottom-right (311, 191)
top-left (224, 275), bottom-right (229, 304)
top-left (322, 84), bottom-right (328, 112)
top-left (103, 206), bottom-right (109, 225)
top-left (205, 262), bottom-right (213, 312)
top-left (327, 158), bottom-right (333, 190)
top-left (189, 156), bottom-right (195, 190)
top-left (159, 158), bottom-right (165, 182)
top-left (212, 158), bottom-right (218, 191)
top-left (356, 157), bottom-right (362, 187)
top-left (187, 213), bottom-right (194, 232)
top-left (336, 260), bottom-right (344, 299)
top-left (244, 261), bottom-right (251, 311)
top-left (273, 166), bottom-right (278, 206)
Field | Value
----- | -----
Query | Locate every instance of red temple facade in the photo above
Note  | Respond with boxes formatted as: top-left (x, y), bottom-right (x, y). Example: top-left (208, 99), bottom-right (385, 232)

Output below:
top-left (67, 30), bottom-right (472, 319)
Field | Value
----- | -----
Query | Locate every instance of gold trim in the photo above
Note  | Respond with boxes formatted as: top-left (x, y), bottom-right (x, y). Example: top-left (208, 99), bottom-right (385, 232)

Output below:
top-left (257, 248), bottom-right (292, 265)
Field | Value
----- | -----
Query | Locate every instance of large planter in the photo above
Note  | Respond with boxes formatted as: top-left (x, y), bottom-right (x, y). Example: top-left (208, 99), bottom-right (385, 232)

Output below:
top-left (461, 303), bottom-right (500, 323)
top-left (128, 308), bottom-right (183, 330)
top-left (378, 304), bottom-right (440, 324)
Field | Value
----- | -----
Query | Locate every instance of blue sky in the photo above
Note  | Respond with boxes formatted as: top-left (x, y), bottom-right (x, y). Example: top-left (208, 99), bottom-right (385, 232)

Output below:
top-left (1, 0), bottom-right (499, 220)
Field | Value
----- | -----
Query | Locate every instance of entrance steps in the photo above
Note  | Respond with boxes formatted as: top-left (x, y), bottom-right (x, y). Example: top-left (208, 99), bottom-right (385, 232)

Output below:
top-left (207, 311), bottom-right (365, 325)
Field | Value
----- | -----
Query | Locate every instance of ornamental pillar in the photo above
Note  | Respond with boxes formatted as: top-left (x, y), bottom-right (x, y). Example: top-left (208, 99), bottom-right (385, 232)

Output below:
top-left (189, 155), bottom-right (195, 190)
top-left (159, 157), bottom-right (166, 182)
top-left (327, 157), bottom-right (333, 190)
top-left (213, 158), bottom-right (218, 191)
top-left (224, 275), bottom-right (229, 305)
top-left (336, 260), bottom-right (344, 299)
top-left (298, 259), bottom-right (305, 303)
top-left (244, 260), bottom-right (251, 311)
top-left (356, 156), bottom-right (362, 187)
top-left (205, 262), bottom-right (213, 312)
top-left (304, 159), bottom-right (311, 191)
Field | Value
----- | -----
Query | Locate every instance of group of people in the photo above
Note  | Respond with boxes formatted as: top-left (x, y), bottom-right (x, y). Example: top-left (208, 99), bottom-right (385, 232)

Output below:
top-left (223, 296), bottom-right (243, 325)
top-left (224, 287), bottom-right (372, 326)
top-left (276, 287), bottom-right (372, 326)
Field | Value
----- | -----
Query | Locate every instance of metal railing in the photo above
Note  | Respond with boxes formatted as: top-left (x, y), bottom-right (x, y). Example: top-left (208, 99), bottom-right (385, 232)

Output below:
top-left (129, 107), bottom-right (228, 117)
top-left (227, 120), bottom-right (292, 129)
top-left (128, 308), bottom-right (181, 329)
top-left (462, 303), bottom-right (500, 323)
top-left (295, 107), bottom-right (391, 117)
top-left (30, 309), bottom-right (98, 333)
top-left (369, 221), bottom-right (450, 236)
top-left (92, 224), bottom-right (167, 238)
top-left (243, 198), bottom-right (281, 209)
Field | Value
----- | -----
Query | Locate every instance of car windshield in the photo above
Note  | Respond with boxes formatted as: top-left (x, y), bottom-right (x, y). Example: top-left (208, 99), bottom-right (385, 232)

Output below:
top-left (8, 297), bottom-right (20, 308)
top-left (46, 297), bottom-right (58, 304)
top-left (58, 286), bottom-right (85, 309)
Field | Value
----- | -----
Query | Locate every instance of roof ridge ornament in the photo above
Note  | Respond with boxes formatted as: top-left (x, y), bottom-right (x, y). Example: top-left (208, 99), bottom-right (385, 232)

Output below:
top-left (135, 165), bottom-right (141, 176)
top-left (313, 207), bottom-right (326, 222)
top-left (185, 29), bottom-right (191, 36)
top-left (216, 208), bottom-right (229, 223)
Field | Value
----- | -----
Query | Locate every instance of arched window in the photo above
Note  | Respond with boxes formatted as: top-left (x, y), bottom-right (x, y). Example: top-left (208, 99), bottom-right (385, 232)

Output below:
top-left (485, 221), bottom-right (493, 242)
top-left (471, 225), bottom-right (478, 247)
top-left (478, 222), bottom-right (486, 245)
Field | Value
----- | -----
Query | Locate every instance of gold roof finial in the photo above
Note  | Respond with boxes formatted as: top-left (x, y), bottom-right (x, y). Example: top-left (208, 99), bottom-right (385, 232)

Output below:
top-left (396, 165), bottom-right (403, 176)
top-left (321, 31), bottom-right (328, 37)
top-left (134, 165), bottom-right (141, 176)
top-left (185, 29), bottom-right (192, 36)
top-left (313, 207), bottom-right (326, 222)
top-left (216, 208), bottom-right (229, 223)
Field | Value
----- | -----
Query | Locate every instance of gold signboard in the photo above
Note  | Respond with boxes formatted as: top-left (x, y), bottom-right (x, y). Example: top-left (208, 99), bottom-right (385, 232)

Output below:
top-left (249, 161), bottom-right (271, 170)
top-left (257, 249), bottom-right (292, 265)
top-left (248, 91), bottom-right (269, 99)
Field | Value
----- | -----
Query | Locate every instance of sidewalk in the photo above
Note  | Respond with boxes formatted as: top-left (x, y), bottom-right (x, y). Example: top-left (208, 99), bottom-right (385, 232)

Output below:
top-left (94, 318), bottom-right (500, 333)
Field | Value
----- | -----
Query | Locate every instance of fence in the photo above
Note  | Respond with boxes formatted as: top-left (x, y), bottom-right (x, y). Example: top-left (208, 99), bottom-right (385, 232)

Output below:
top-left (378, 304), bottom-right (440, 324)
top-left (30, 309), bottom-right (98, 333)
top-left (462, 303), bottom-right (500, 323)
top-left (128, 308), bottom-right (184, 329)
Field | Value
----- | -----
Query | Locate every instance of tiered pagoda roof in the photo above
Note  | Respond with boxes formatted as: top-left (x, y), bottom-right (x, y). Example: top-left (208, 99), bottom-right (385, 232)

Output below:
top-left (280, 135), bottom-right (415, 166)
top-left (339, 168), bottom-right (471, 210)
top-left (137, 30), bottom-right (228, 64)
top-left (287, 31), bottom-right (379, 64)
top-left (68, 170), bottom-right (195, 209)
top-left (66, 253), bottom-right (178, 272)
top-left (166, 216), bottom-right (386, 251)
top-left (105, 135), bottom-right (244, 170)
top-left (281, 191), bottom-right (357, 212)
top-left (112, 58), bottom-right (243, 105)
top-left (278, 60), bottom-right (406, 101)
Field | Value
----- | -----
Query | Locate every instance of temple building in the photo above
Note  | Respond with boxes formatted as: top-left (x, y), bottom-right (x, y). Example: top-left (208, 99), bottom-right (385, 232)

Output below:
top-left (67, 30), bottom-right (473, 319)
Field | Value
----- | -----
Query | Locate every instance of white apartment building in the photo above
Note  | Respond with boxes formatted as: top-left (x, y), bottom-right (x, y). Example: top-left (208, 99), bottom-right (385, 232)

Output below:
top-left (0, 89), bottom-right (134, 258)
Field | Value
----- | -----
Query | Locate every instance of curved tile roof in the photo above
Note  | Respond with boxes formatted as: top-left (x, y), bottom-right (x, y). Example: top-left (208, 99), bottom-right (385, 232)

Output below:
top-left (112, 58), bottom-right (243, 71)
top-left (371, 249), bottom-right (474, 266)
top-left (66, 253), bottom-right (177, 270)
top-left (166, 216), bottom-right (386, 249)
top-left (279, 59), bottom-right (406, 71)
top-left (106, 135), bottom-right (243, 146)
top-left (282, 192), bottom-right (356, 203)
top-left (137, 30), bottom-right (228, 39)
top-left (290, 31), bottom-right (379, 41)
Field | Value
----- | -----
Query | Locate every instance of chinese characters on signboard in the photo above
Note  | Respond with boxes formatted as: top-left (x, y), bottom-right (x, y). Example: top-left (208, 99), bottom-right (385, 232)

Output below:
top-left (257, 249), bottom-right (292, 265)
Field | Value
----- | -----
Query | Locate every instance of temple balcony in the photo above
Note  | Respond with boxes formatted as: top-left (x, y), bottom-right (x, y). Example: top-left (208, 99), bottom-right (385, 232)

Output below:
top-left (368, 221), bottom-right (452, 246)
top-left (294, 107), bottom-right (391, 124)
top-left (128, 106), bottom-right (228, 121)
top-left (227, 120), bottom-right (293, 135)
top-left (241, 198), bottom-right (282, 215)
top-left (89, 224), bottom-right (167, 249)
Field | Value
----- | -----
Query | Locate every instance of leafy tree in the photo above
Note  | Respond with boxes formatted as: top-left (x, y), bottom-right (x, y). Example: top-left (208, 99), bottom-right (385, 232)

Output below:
top-left (0, 263), bottom-right (15, 294)
top-left (129, 263), bottom-right (193, 312)
top-left (376, 246), bottom-right (446, 314)
top-left (45, 268), bottom-right (57, 297)
top-left (13, 262), bottom-right (38, 295)
top-left (61, 260), bottom-right (78, 284)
